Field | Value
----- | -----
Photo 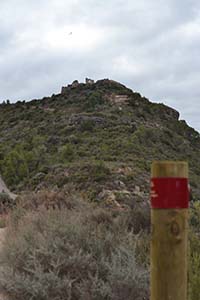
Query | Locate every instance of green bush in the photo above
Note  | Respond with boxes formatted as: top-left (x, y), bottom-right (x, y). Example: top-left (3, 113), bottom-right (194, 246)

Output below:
top-left (70, 161), bottom-right (111, 186)
top-left (60, 144), bottom-right (76, 162)
top-left (83, 91), bottom-right (105, 111)
top-left (90, 161), bottom-right (111, 182)
top-left (1, 148), bottom-right (29, 186)
top-left (79, 119), bottom-right (95, 132)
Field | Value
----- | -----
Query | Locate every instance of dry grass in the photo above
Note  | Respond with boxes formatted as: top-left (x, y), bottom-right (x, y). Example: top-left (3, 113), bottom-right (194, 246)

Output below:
top-left (0, 194), bottom-right (149, 300)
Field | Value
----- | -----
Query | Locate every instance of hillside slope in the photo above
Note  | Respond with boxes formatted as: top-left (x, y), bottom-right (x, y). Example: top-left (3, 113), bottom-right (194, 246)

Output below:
top-left (0, 79), bottom-right (199, 206)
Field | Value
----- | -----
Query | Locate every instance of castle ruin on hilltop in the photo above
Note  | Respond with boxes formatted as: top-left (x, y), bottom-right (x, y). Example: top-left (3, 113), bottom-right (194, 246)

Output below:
top-left (61, 78), bottom-right (95, 94)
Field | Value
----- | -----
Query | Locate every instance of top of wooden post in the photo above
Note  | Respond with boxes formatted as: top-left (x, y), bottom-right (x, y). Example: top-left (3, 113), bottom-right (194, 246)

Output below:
top-left (151, 161), bottom-right (188, 178)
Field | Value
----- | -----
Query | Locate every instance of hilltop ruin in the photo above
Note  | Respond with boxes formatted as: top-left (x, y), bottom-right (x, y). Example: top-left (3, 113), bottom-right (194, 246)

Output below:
top-left (61, 78), bottom-right (95, 94)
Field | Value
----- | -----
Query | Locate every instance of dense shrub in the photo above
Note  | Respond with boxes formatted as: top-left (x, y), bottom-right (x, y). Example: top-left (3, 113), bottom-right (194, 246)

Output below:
top-left (0, 192), bottom-right (15, 214)
top-left (1, 148), bottom-right (29, 186)
top-left (83, 91), bottom-right (105, 111)
top-left (190, 232), bottom-right (200, 300)
top-left (0, 204), bottom-right (148, 300)
top-left (79, 119), bottom-right (95, 132)
top-left (189, 202), bottom-right (200, 299)
top-left (71, 161), bottom-right (111, 186)
top-left (60, 144), bottom-right (76, 162)
top-left (0, 192), bottom-right (200, 299)
top-left (122, 207), bottom-right (150, 234)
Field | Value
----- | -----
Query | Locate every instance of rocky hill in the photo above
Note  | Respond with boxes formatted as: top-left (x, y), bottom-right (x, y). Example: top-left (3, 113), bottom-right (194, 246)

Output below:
top-left (0, 78), bottom-right (200, 207)
top-left (0, 79), bottom-right (200, 300)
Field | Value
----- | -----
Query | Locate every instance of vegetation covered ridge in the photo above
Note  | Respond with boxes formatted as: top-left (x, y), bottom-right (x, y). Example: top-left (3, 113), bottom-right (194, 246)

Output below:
top-left (0, 78), bottom-right (200, 204)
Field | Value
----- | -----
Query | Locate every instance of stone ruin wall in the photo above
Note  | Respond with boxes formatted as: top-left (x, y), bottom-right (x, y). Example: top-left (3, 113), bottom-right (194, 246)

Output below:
top-left (61, 78), bottom-right (95, 94)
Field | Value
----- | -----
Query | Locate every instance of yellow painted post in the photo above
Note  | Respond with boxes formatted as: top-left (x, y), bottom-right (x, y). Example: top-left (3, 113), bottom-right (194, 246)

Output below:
top-left (150, 161), bottom-right (189, 300)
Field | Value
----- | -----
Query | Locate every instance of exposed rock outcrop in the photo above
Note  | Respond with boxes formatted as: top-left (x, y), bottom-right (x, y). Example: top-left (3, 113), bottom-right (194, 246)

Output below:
top-left (0, 176), bottom-right (16, 200)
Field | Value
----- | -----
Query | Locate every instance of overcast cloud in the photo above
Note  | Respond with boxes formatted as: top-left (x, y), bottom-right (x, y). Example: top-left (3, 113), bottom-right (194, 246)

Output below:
top-left (0, 0), bottom-right (200, 130)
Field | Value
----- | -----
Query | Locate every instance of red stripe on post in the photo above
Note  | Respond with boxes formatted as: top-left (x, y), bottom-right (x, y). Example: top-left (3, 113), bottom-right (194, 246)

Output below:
top-left (151, 178), bottom-right (189, 209)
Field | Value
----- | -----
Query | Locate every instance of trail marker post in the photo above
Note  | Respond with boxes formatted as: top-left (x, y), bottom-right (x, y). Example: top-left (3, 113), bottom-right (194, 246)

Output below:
top-left (150, 161), bottom-right (189, 300)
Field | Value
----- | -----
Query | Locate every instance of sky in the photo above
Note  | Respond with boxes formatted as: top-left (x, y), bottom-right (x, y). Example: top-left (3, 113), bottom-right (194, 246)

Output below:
top-left (0, 0), bottom-right (200, 131)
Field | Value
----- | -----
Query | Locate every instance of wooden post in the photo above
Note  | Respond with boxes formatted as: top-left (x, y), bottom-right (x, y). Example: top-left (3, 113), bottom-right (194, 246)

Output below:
top-left (150, 161), bottom-right (189, 300)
